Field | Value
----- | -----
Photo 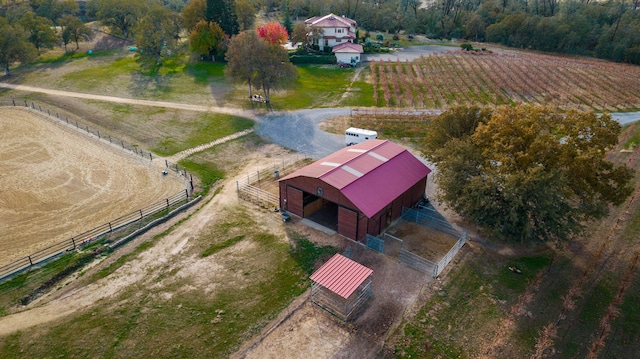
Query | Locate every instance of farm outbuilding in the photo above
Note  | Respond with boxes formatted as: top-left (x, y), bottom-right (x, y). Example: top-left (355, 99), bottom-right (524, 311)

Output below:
top-left (279, 140), bottom-right (431, 241)
top-left (310, 253), bottom-right (373, 321)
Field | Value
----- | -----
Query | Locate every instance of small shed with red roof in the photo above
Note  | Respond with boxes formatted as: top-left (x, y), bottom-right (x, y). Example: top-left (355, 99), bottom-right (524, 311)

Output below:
top-left (310, 253), bottom-right (373, 321)
top-left (279, 140), bottom-right (431, 241)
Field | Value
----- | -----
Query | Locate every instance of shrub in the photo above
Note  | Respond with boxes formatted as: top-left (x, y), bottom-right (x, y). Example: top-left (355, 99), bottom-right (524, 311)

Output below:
top-left (376, 33), bottom-right (384, 41)
top-left (392, 34), bottom-right (399, 41)
top-left (289, 54), bottom-right (337, 64)
top-left (461, 42), bottom-right (474, 51)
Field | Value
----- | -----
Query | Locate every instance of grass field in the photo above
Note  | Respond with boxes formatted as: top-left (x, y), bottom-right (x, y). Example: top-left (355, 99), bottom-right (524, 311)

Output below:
top-left (2, 32), bottom-right (640, 358)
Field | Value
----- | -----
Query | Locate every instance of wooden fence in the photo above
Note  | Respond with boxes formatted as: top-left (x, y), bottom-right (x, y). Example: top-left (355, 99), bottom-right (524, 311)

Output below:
top-left (236, 154), bottom-right (309, 208)
top-left (7, 100), bottom-right (193, 190)
top-left (0, 190), bottom-right (195, 282)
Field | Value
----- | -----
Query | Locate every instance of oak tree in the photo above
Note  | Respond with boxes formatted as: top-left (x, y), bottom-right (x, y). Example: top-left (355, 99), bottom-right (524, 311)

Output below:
top-left (95, 0), bottom-right (147, 39)
top-left (0, 18), bottom-right (38, 75)
top-left (59, 14), bottom-right (93, 51)
top-left (134, 6), bottom-right (182, 66)
top-left (189, 20), bottom-right (225, 61)
top-left (19, 12), bottom-right (57, 53)
top-left (225, 30), bottom-right (297, 103)
top-left (424, 105), bottom-right (634, 243)
top-left (182, 0), bottom-right (206, 32)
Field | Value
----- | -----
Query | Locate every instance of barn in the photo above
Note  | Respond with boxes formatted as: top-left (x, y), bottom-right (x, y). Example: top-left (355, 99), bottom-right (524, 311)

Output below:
top-left (279, 140), bottom-right (431, 241)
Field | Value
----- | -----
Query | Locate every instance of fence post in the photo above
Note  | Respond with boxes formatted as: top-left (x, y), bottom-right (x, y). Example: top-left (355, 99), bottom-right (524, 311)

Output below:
top-left (139, 209), bottom-right (143, 219)
top-left (149, 153), bottom-right (152, 161)
top-left (65, 117), bottom-right (69, 124)
top-left (121, 141), bottom-right (125, 149)
top-left (71, 238), bottom-right (76, 250)
top-left (166, 198), bottom-right (170, 208)
top-left (56, 113), bottom-right (59, 119)
top-left (108, 223), bottom-right (112, 232)
top-left (28, 256), bottom-right (33, 266)
top-left (184, 188), bottom-right (189, 200)
top-left (76, 121), bottom-right (79, 128)
top-left (39, 106), bottom-right (42, 111)
top-left (12, 99), bottom-right (15, 106)
top-left (97, 130), bottom-right (100, 139)
top-left (86, 125), bottom-right (89, 134)
top-left (165, 160), bottom-right (168, 168)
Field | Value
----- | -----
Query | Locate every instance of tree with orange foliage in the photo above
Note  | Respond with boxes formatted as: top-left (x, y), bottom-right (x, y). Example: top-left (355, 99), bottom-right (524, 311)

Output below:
top-left (256, 22), bottom-right (289, 45)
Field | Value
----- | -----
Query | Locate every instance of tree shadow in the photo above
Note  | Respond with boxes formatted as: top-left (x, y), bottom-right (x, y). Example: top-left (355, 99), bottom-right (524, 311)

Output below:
top-left (128, 60), bottom-right (172, 98)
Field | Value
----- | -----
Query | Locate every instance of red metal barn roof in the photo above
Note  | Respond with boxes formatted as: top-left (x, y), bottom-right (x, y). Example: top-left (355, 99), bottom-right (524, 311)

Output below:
top-left (310, 254), bottom-right (373, 299)
top-left (281, 140), bottom-right (431, 218)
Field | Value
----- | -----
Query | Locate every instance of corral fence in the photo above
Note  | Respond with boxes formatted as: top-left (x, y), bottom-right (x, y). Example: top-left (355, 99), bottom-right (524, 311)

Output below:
top-left (236, 154), bottom-right (309, 208)
top-left (365, 205), bottom-right (467, 278)
top-left (5, 99), bottom-right (194, 191)
top-left (0, 189), bottom-right (200, 282)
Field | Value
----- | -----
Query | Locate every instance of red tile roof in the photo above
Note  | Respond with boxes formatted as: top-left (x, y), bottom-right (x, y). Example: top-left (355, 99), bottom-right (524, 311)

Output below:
top-left (332, 42), bottom-right (363, 53)
top-left (281, 140), bottom-right (431, 218)
top-left (304, 13), bottom-right (356, 28)
top-left (310, 254), bottom-right (373, 299)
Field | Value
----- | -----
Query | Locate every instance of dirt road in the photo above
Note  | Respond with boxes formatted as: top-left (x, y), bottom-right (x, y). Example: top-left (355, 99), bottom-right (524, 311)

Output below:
top-left (0, 82), bottom-right (257, 120)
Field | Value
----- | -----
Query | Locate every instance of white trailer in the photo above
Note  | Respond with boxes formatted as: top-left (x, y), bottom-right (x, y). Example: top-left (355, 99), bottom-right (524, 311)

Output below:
top-left (345, 127), bottom-right (378, 146)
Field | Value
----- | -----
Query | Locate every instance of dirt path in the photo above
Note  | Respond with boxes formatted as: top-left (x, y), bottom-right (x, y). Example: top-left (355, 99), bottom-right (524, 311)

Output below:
top-left (166, 128), bottom-right (255, 163)
top-left (0, 83), bottom-right (257, 120)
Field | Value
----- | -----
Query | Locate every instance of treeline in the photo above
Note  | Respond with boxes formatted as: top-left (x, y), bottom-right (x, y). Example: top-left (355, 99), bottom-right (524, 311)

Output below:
top-left (2, 0), bottom-right (638, 72)
top-left (274, 0), bottom-right (640, 65)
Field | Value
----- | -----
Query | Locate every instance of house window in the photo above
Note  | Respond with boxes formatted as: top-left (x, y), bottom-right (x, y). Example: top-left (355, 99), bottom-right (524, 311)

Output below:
top-left (336, 39), bottom-right (342, 43)
top-left (324, 39), bottom-right (329, 46)
top-left (336, 28), bottom-right (343, 33)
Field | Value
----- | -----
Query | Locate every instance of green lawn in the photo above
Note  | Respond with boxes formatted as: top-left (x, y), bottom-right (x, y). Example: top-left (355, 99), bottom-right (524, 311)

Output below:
top-left (0, 207), bottom-right (335, 358)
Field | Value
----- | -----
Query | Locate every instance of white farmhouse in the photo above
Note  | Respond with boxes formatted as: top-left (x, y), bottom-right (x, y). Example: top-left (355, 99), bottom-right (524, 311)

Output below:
top-left (305, 13), bottom-right (358, 51)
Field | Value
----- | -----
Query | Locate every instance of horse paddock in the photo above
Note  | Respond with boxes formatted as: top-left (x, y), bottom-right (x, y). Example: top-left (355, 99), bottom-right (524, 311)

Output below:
top-left (0, 107), bottom-right (185, 267)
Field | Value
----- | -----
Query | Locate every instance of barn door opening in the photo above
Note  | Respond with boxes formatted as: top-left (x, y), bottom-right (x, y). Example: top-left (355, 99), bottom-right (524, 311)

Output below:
top-left (303, 192), bottom-right (338, 231)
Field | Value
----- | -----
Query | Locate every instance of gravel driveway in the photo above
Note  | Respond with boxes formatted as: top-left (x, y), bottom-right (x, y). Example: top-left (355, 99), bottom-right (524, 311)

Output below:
top-left (361, 45), bottom-right (455, 63)
top-left (255, 108), bottom-right (351, 159)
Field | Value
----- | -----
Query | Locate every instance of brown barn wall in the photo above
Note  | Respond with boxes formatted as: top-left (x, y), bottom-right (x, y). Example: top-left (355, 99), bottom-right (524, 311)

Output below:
top-left (279, 177), bottom-right (357, 209)
top-left (338, 206), bottom-right (358, 240)
top-left (357, 214), bottom-right (368, 241)
top-left (280, 175), bottom-right (428, 240)
top-left (286, 186), bottom-right (304, 217)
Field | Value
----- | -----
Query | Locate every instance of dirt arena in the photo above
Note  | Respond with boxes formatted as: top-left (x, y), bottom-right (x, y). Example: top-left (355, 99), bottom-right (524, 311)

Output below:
top-left (0, 107), bottom-right (185, 267)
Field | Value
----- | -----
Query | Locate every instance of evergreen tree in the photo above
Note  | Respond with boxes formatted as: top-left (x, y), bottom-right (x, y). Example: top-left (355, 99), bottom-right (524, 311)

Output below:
top-left (205, 0), bottom-right (239, 35)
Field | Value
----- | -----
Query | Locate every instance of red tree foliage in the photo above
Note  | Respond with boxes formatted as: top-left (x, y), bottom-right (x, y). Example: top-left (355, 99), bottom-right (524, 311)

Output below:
top-left (256, 22), bottom-right (289, 45)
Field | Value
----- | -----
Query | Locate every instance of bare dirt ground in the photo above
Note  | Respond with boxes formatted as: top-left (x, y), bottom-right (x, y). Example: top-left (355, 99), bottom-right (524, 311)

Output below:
top-left (0, 107), bottom-right (185, 266)
top-left (232, 222), bottom-right (431, 359)
top-left (386, 221), bottom-right (459, 261)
